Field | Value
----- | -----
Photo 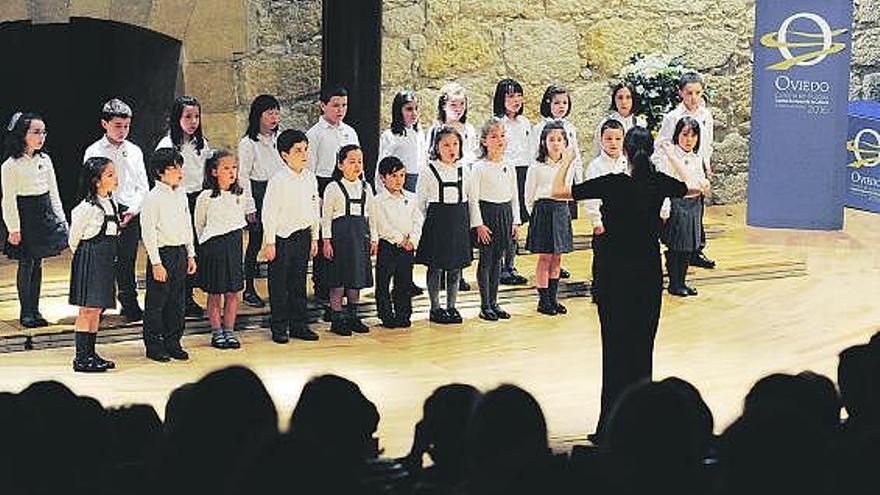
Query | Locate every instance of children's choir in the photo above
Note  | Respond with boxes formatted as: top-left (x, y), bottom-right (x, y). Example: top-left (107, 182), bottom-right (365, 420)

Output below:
top-left (0, 71), bottom-right (715, 372)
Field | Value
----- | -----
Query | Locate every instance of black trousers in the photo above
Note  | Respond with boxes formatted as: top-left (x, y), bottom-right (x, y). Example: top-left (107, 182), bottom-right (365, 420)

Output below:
top-left (244, 180), bottom-right (268, 288)
top-left (311, 176), bottom-right (334, 300)
top-left (116, 214), bottom-right (141, 309)
top-left (477, 241), bottom-right (502, 308)
top-left (144, 246), bottom-right (187, 350)
top-left (16, 257), bottom-right (42, 317)
top-left (268, 229), bottom-right (310, 333)
top-left (375, 240), bottom-right (414, 320)
top-left (186, 191), bottom-right (201, 301)
top-left (590, 232), bottom-right (606, 299)
top-left (595, 256), bottom-right (663, 436)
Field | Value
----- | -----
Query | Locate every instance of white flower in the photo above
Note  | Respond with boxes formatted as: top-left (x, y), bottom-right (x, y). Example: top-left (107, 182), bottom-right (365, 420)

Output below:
top-left (635, 85), bottom-right (646, 94)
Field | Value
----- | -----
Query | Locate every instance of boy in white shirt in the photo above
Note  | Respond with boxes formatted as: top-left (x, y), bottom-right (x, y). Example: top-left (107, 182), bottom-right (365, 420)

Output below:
top-left (83, 98), bottom-right (149, 321)
top-left (262, 129), bottom-right (320, 343)
top-left (140, 148), bottom-right (197, 362)
top-left (374, 156), bottom-right (423, 328)
top-left (306, 86), bottom-right (360, 304)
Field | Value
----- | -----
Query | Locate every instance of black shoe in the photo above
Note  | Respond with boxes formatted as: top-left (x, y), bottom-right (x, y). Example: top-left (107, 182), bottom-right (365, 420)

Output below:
top-left (31, 312), bottom-right (49, 327)
top-left (184, 298), bottom-right (205, 318)
top-left (73, 355), bottom-right (109, 373)
top-left (537, 301), bottom-right (558, 316)
top-left (459, 278), bottom-right (471, 291)
top-left (166, 345), bottom-right (189, 360)
top-left (446, 308), bottom-right (463, 324)
top-left (322, 307), bottom-right (332, 322)
top-left (121, 304), bottom-right (143, 322)
top-left (348, 318), bottom-right (370, 334)
top-left (555, 302), bottom-right (568, 314)
top-left (499, 273), bottom-right (516, 285)
top-left (92, 353), bottom-right (116, 370)
top-left (242, 290), bottom-right (265, 308)
top-left (492, 305), bottom-right (511, 319)
top-left (380, 318), bottom-right (399, 329)
top-left (667, 286), bottom-right (690, 297)
top-left (479, 307), bottom-right (498, 321)
top-left (330, 313), bottom-right (351, 336)
top-left (290, 324), bottom-right (319, 341)
top-left (223, 329), bottom-right (241, 349)
top-left (690, 252), bottom-right (716, 269)
top-left (271, 329), bottom-right (290, 344)
top-left (146, 347), bottom-right (171, 362)
top-left (560, 268), bottom-right (571, 279)
top-left (587, 432), bottom-right (604, 445)
top-left (501, 270), bottom-right (528, 285)
top-left (212, 330), bottom-right (230, 349)
top-left (429, 308), bottom-right (450, 324)
top-left (396, 317), bottom-right (412, 328)
top-left (409, 283), bottom-right (424, 296)
top-left (19, 315), bottom-right (41, 328)
top-left (685, 285), bottom-right (698, 296)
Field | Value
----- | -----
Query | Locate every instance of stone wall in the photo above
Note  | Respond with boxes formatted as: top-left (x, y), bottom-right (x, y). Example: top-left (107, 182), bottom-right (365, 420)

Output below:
top-left (383, 0), bottom-right (880, 204)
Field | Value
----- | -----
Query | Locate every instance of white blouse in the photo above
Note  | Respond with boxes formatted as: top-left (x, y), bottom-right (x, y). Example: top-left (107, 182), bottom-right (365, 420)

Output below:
top-left (69, 195), bottom-right (118, 253)
top-left (524, 157), bottom-right (578, 214)
top-left (468, 158), bottom-right (521, 227)
top-left (416, 160), bottom-right (473, 215)
top-left (1, 153), bottom-right (66, 233)
top-left (502, 114), bottom-right (532, 167)
top-left (238, 133), bottom-right (286, 213)
top-left (193, 189), bottom-right (247, 245)
top-left (320, 178), bottom-right (378, 242)
top-left (374, 127), bottom-right (425, 194)
top-left (156, 135), bottom-right (210, 194)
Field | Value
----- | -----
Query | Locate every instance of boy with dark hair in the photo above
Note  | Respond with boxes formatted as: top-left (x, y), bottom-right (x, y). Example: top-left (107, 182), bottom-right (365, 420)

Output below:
top-left (140, 148), bottom-right (197, 362)
top-left (83, 98), bottom-right (149, 321)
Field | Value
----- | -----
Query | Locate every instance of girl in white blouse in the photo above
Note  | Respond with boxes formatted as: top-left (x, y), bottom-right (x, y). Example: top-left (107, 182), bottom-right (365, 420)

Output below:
top-left (493, 78), bottom-right (531, 286)
top-left (374, 90), bottom-right (425, 194)
top-left (68, 156), bottom-right (119, 372)
top-left (591, 82), bottom-right (647, 158)
top-left (194, 149), bottom-right (248, 349)
top-left (1, 112), bottom-right (68, 329)
top-left (524, 120), bottom-right (575, 316)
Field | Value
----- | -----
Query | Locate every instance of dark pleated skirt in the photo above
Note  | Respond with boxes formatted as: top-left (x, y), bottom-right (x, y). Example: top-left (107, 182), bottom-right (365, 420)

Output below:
top-left (475, 200), bottom-right (513, 257)
top-left (416, 202), bottom-right (473, 270)
top-left (525, 199), bottom-right (573, 254)
top-left (327, 216), bottom-right (374, 289)
top-left (197, 229), bottom-right (244, 294)
top-left (662, 196), bottom-right (702, 252)
top-left (69, 236), bottom-right (117, 308)
top-left (3, 193), bottom-right (68, 260)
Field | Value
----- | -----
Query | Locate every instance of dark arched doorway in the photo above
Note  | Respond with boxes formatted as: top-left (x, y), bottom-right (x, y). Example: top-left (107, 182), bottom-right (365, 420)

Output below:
top-left (0, 18), bottom-right (181, 213)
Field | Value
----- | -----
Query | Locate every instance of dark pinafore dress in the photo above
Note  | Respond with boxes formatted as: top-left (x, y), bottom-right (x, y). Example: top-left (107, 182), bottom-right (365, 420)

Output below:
top-left (415, 163), bottom-right (473, 270)
top-left (327, 180), bottom-right (373, 290)
top-left (69, 199), bottom-right (119, 308)
top-left (3, 193), bottom-right (69, 260)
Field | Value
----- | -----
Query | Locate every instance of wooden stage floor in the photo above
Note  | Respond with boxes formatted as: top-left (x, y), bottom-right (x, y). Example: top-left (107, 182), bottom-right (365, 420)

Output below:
top-left (0, 204), bottom-right (878, 456)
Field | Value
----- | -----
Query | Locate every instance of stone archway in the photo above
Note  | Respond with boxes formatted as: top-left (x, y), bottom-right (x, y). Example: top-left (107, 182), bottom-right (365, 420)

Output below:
top-left (0, 0), bottom-right (247, 148)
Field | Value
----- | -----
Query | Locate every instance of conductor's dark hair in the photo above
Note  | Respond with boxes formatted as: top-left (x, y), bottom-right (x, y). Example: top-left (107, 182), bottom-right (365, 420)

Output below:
top-left (623, 126), bottom-right (656, 182)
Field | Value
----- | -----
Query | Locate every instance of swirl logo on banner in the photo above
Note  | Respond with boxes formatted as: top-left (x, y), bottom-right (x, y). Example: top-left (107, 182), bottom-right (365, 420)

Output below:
top-left (747, 1), bottom-right (852, 230)
top-left (760, 13), bottom-right (848, 70)
top-left (848, 129), bottom-right (880, 169)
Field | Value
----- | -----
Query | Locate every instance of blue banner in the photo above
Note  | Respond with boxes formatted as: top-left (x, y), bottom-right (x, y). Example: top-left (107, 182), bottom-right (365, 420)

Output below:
top-left (747, 0), bottom-right (853, 230)
top-left (845, 100), bottom-right (880, 212)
